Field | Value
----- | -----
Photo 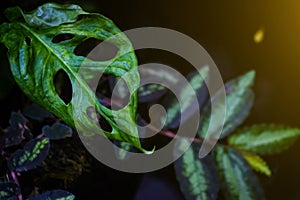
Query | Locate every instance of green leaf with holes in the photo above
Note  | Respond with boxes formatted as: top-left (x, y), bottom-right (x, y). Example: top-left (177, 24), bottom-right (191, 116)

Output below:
top-left (199, 70), bottom-right (255, 139)
top-left (214, 146), bottom-right (265, 200)
top-left (8, 137), bottom-right (50, 172)
top-left (26, 190), bottom-right (75, 200)
top-left (0, 182), bottom-right (20, 199)
top-left (173, 138), bottom-right (219, 200)
top-left (0, 3), bottom-right (146, 152)
top-left (228, 124), bottom-right (300, 155)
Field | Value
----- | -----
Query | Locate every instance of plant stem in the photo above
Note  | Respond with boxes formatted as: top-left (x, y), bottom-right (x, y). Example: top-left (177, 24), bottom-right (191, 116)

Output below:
top-left (11, 171), bottom-right (23, 200)
top-left (139, 118), bottom-right (203, 144)
top-left (100, 96), bottom-right (204, 145)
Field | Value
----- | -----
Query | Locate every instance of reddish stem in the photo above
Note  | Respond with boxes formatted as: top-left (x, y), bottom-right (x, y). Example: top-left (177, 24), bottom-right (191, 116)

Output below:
top-left (100, 96), bottom-right (204, 144)
top-left (11, 171), bottom-right (23, 200)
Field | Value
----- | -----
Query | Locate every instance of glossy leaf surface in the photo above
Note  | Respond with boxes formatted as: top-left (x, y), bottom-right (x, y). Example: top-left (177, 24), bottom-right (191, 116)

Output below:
top-left (0, 3), bottom-right (144, 151)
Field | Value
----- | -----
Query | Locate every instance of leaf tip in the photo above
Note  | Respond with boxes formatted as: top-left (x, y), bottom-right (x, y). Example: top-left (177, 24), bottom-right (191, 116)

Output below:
top-left (141, 146), bottom-right (156, 155)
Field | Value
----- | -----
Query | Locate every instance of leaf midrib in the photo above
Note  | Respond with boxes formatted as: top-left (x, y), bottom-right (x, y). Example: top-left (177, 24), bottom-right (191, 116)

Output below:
top-left (19, 22), bottom-right (100, 108)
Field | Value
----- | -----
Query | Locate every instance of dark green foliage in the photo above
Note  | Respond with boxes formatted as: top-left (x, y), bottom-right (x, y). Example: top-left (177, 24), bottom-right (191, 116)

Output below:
top-left (42, 122), bottom-right (72, 140)
top-left (26, 190), bottom-right (75, 200)
top-left (0, 182), bottom-right (20, 200)
top-left (199, 71), bottom-right (255, 139)
top-left (8, 137), bottom-right (50, 172)
top-left (162, 66), bottom-right (209, 129)
top-left (228, 124), bottom-right (300, 155)
top-left (174, 138), bottom-right (219, 200)
top-left (214, 146), bottom-right (265, 200)
top-left (239, 151), bottom-right (271, 176)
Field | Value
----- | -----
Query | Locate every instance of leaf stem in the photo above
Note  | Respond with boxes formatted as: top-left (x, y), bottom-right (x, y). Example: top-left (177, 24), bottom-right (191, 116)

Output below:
top-left (11, 171), bottom-right (23, 200)
top-left (139, 118), bottom-right (203, 144)
top-left (100, 96), bottom-right (204, 145)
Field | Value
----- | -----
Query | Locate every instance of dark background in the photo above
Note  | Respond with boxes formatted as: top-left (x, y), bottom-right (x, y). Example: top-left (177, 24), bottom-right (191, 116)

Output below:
top-left (1, 0), bottom-right (300, 199)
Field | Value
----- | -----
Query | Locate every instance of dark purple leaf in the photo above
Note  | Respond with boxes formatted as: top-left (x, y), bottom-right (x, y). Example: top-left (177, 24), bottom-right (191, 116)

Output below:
top-left (0, 181), bottom-right (20, 199)
top-left (173, 138), bottom-right (219, 200)
top-left (42, 122), bottom-right (72, 140)
top-left (9, 111), bottom-right (27, 129)
top-left (8, 137), bottom-right (50, 172)
top-left (0, 126), bottom-right (25, 148)
top-left (161, 67), bottom-right (209, 129)
top-left (23, 103), bottom-right (54, 121)
top-left (26, 190), bottom-right (75, 200)
top-left (138, 84), bottom-right (167, 103)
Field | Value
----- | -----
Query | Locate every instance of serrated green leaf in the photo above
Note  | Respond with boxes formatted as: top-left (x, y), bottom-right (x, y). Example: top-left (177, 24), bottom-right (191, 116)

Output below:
top-left (228, 124), bottom-right (300, 155)
top-left (199, 70), bottom-right (255, 139)
top-left (162, 66), bottom-right (209, 129)
top-left (26, 190), bottom-right (75, 200)
top-left (214, 146), bottom-right (265, 200)
top-left (8, 137), bottom-right (50, 172)
top-left (239, 151), bottom-right (271, 176)
top-left (42, 122), bottom-right (72, 140)
top-left (173, 138), bottom-right (219, 200)
top-left (0, 3), bottom-right (145, 151)
top-left (0, 182), bottom-right (20, 199)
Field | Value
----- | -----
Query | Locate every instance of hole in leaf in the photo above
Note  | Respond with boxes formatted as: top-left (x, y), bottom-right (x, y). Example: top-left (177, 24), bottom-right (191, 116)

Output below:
top-left (98, 114), bottom-right (113, 132)
top-left (77, 14), bottom-right (85, 22)
top-left (54, 69), bottom-right (72, 105)
top-left (25, 37), bottom-right (31, 46)
top-left (52, 33), bottom-right (75, 43)
top-left (96, 76), bottom-right (130, 110)
top-left (74, 38), bottom-right (118, 61)
top-left (86, 106), bottom-right (112, 132)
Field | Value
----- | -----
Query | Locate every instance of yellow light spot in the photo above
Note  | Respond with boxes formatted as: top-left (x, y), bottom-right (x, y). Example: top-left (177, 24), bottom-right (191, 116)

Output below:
top-left (253, 27), bottom-right (264, 44)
